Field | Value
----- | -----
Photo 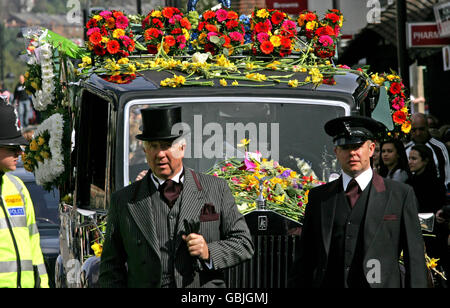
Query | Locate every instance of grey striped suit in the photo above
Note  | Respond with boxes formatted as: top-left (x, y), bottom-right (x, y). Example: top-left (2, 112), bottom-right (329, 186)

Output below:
top-left (99, 168), bottom-right (254, 288)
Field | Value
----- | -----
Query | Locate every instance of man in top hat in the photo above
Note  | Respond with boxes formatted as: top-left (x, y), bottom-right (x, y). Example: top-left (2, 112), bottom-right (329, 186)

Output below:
top-left (289, 116), bottom-right (428, 288)
top-left (99, 105), bottom-right (254, 288)
top-left (0, 102), bottom-right (48, 288)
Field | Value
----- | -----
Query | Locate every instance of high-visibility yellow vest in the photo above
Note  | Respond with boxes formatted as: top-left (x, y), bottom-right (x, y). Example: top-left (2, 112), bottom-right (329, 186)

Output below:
top-left (0, 172), bottom-right (49, 288)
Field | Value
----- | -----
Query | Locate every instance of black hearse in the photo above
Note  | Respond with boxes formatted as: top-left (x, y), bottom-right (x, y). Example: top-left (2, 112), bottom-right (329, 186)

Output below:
top-left (56, 62), bottom-right (380, 288)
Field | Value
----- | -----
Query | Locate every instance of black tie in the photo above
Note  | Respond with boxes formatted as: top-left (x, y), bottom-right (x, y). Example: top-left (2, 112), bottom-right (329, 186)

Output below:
top-left (346, 178), bottom-right (361, 208)
top-left (159, 180), bottom-right (183, 207)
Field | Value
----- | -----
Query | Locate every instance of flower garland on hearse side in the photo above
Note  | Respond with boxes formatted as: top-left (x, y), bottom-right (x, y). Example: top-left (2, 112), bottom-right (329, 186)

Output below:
top-left (370, 71), bottom-right (412, 140)
top-left (142, 7), bottom-right (192, 56)
top-left (192, 8), bottom-right (245, 56)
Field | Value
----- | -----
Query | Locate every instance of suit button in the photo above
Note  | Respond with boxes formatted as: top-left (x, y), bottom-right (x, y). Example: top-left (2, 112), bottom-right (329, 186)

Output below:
top-left (137, 239), bottom-right (142, 245)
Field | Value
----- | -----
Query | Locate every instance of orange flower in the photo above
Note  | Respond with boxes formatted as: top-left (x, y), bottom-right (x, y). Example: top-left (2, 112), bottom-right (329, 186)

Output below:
top-left (106, 40), bottom-right (120, 54)
top-left (393, 110), bottom-right (407, 124)
top-left (106, 17), bottom-right (115, 29)
top-left (164, 35), bottom-right (176, 47)
top-left (205, 24), bottom-right (218, 33)
top-left (89, 32), bottom-right (102, 45)
top-left (260, 41), bottom-right (274, 54)
top-left (203, 10), bottom-right (216, 21)
top-left (227, 11), bottom-right (238, 20)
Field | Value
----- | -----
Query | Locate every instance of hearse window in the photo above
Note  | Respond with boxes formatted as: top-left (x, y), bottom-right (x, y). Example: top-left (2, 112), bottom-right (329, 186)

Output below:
top-left (125, 99), bottom-right (347, 185)
top-left (75, 91), bottom-right (109, 209)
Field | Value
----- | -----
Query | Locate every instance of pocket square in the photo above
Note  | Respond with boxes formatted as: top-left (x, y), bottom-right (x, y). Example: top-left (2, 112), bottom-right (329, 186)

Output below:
top-left (199, 203), bottom-right (220, 222)
top-left (383, 214), bottom-right (398, 221)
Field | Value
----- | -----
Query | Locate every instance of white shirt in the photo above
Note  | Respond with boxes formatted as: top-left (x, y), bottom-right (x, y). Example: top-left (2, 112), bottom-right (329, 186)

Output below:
top-left (150, 168), bottom-right (184, 189)
top-left (342, 167), bottom-right (373, 192)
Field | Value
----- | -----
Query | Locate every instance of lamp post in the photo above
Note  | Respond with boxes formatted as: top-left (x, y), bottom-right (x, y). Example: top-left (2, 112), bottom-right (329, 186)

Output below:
top-left (396, 0), bottom-right (409, 89)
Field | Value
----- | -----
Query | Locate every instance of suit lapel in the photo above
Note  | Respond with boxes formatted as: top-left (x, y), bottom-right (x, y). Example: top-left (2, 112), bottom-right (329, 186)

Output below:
top-left (175, 168), bottom-right (205, 252)
top-left (127, 172), bottom-right (161, 260)
top-left (321, 177), bottom-right (341, 256)
top-left (363, 173), bottom-right (388, 252)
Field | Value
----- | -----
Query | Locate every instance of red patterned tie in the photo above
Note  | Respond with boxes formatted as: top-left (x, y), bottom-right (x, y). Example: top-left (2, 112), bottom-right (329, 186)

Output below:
top-left (160, 180), bottom-right (183, 207)
top-left (346, 178), bottom-right (361, 208)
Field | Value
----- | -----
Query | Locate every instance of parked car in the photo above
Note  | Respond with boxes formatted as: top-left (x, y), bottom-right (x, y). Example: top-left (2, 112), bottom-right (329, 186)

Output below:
top-left (11, 159), bottom-right (60, 288)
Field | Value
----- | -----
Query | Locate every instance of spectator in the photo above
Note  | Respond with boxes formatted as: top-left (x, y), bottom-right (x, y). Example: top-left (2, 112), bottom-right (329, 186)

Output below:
top-left (372, 140), bottom-right (381, 174)
top-left (426, 114), bottom-right (440, 140)
top-left (13, 75), bottom-right (33, 129)
top-left (0, 80), bottom-right (11, 104)
top-left (405, 113), bottom-right (450, 190)
top-left (379, 139), bottom-right (410, 183)
top-left (407, 144), bottom-right (449, 277)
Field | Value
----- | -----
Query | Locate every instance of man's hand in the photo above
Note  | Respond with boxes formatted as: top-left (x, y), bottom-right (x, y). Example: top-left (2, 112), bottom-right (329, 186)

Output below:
top-left (182, 233), bottom-right (209, 261)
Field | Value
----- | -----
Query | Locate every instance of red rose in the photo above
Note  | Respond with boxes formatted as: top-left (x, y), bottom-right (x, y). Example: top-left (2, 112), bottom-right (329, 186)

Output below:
top-left (164, 35), bottom-right (176, 47)
top-left (226, 20), bottom-right (238, 30)
top-left (325, 13), bottom-right (340, 24)
top-left (147, 44), bottom-right (158, 54)
top-left (315, 26), bottom-right (335, 36)
top-left (255, 21), bottom-right (270, 33)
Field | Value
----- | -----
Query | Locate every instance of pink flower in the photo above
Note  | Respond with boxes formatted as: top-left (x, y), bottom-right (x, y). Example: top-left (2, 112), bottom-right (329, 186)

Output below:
top-left (179, 43), bottom-right (186, 50)
top-left (176, 35), bottom-right (186, 44)
top-left (334, 26), bottom-right (341, 36)
top-left (257, 32), bottom-right (269, 43)
top-left (282, 20), bottom-right (296, 31)
top-left (99, 11), bottom-right (112, 19)
top-left (229, 31), bottom-right (243, 42)
top-left (115, 15), bottom-right (129, 29)
top-left (87, 27), bottom-right (100, 36)
top-left (392, 97), bottom-right (405, 110)
top-left (207, 31), bottom-right (219, 40)
top-left (120, 35), bottom-right (131, 46)
top-left (216, 9), bottom-right (228, 22)
top-left (318, 35), bottom-right (334, 47)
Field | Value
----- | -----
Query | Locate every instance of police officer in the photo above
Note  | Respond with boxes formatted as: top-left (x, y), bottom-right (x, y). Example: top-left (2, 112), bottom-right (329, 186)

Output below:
top-left (0, 101), bottom-right (49, 288)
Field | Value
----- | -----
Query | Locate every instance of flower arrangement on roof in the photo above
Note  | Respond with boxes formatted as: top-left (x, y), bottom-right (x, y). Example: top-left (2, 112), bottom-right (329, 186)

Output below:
top-left (85, 10), bottom-right (135, 60)
top-left (250, 8), bottom-right (298, 58)
top-left (142, 7), bottom-right (192, 56)
top-left (192, 8), bottom-right (246, 56)
top-left (370, 72), bottom-right (411, 139)
top-left (297, 9), bottom-right (343, 60)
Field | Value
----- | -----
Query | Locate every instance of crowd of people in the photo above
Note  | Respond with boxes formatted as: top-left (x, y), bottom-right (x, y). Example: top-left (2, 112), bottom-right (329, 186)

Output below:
top-left (372, 113), bottom-right (450, 280)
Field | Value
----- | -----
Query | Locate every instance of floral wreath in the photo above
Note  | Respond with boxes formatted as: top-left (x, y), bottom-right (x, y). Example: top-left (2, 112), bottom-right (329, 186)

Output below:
top-left (23, 113), bottom-right (66, 190)
top-left (85, 10), bottom-right (135, 60)
top-left (193, 8), bottom-right (245, 56)
top-left (142, 7), bottom-right (192, 56)
top-left (23, 29), bottom-right (58, 112)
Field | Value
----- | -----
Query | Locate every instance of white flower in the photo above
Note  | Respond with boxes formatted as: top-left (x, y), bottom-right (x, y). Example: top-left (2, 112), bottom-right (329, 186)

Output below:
top-left (192, 52), bottom-right (210, 64)
top-left (33, 113), bottom-right (65, 187)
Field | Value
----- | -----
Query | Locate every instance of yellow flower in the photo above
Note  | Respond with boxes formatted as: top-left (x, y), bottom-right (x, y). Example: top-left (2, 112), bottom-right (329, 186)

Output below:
top-left (24, 72), bottom-right (30, 79)
top-left (371, 73), bottom-right (385, 86)
top-left (31, 82), bottom-right (38, 90)
top-left (237, 138), bottom-right (251, 147)
top-left (41, 151), bottom-right (50, 159)
top-left (37, 136), bottom-right (45, 146)
top-left (273, 194), bottom-right (286, 204)
top-left (220, 79), bottom-right (227, 87)
top-left (309, 67), bottom-right (323, 84)
top-left (386, 74), bottom-right (398, 81)
top-left (266, 61), bottom-right (281, 70)
top-left (82, 56), bottom-right (92, 65)
top-left (101, 36), bottom-right (109, 44)
top-left (256, 9), bottom-right (269, 18)
top-left (127, 63), bottom-right (136, 73)
top-left (427, 257), bottom-right (439, 269)
top-left (30, 139), bottom-right (38, 151)
top-left (401, 121), bottom-right (411, 134)
top-left (306, 21), bottom-right (317, 30)
top-left (246, 73), bottom-right (266, 81)
top-left (92, 15), bottom-right (102, 21)
top-left (232, 80), bottom-right (239, 86)
top-left (216, 54), bottom-right (232, 68)
top-left (270, 35), bottom-right (281, 47)
top-left (288, 79), bottom-right (298, 88)
top-left (151, 10), bottom-right (162, 18)
top-left (117, 57), bottom-right (129, 65)
top-left (245, 62), bottom-right (257, 70)
top-left (113, 28), bottom-right (125, 38)
top-left (91, 242), bottom-right (103, 257)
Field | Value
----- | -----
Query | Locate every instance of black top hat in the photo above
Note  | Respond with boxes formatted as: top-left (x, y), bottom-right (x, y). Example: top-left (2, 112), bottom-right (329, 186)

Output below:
top-left (135, 105), bottom-right (184, 142)
top-left (0, 102), bottom-right (28, 146)
top-left (324, 116), bottom-right (386, 146)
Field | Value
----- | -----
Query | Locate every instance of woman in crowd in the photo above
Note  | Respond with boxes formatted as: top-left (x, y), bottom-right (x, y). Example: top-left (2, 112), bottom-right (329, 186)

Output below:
top-left (407, 144), bottom-right (448, 278)
top-left (379, 139), bottom-right (410, 183)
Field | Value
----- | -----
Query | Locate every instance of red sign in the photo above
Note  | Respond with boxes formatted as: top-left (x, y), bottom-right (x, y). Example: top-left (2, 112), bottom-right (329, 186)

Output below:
top-left (266, 0), bottom-right (307, 15)
top-left (407, 22), bottom-right (450, 47)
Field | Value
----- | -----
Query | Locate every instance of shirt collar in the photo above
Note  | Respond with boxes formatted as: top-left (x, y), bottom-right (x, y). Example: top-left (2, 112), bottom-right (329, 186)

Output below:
top-left (342, 167), bottom-right (373, 192)
top-left (151, 167), bottom-right (184, 189)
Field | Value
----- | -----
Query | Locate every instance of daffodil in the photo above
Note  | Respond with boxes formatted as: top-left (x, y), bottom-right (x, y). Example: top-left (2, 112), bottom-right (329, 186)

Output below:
top-left (288, 79), bottom-right (299, 88)
top-left (256, 9), bottom-right (269, 18)
top-left (117, 57), bottom-right (129, 65)
top-left (220, 79), bottom-right (227, 87)
top-left (238, 138), bottom-right (251, 147)
top-left (91, 242), bottom-right (103, 257)
top-left (232, 80), bottom-right (239, 86)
